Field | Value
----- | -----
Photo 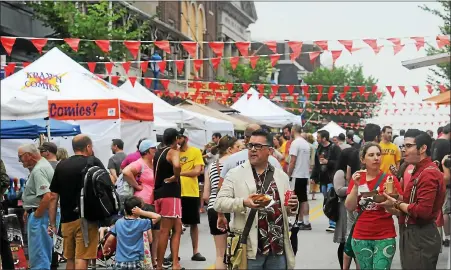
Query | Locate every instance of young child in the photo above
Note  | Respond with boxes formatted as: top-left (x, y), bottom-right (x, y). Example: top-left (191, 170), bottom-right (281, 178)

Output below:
top-left (104, 196), bottom-right (161, 270)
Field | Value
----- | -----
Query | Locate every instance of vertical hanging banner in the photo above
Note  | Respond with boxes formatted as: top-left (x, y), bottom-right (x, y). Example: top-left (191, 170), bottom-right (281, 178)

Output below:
top-left (49, 99), bottom-right (119, 120)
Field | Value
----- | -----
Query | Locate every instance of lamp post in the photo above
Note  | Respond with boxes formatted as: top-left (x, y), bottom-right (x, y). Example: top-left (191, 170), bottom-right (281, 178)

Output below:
top-left (150, 51), bottom-right (162, 90)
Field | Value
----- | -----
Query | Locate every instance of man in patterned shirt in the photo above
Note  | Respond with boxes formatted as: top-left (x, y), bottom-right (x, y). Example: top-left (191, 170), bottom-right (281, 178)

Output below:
top-left (215, 129), bottom-right (299, 269)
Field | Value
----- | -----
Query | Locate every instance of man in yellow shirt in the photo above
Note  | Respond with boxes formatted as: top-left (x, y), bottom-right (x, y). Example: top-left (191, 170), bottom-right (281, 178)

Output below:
top-left (379, 126), bottom-right (401, 174)
top-left (177, 129), bottom-right (206, 261)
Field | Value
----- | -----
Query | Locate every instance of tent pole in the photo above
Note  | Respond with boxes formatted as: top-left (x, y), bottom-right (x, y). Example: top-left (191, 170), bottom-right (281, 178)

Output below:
top-left (46, 118), bottom-right (51, 142)
top-left (303, 113), bottom-right (316, 127)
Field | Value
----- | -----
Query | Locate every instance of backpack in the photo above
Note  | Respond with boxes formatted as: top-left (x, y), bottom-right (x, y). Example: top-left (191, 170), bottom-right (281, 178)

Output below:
top-left (323, 186), bottom-right (339, 222)
top-left (81, 157), bottom-right (120, 221)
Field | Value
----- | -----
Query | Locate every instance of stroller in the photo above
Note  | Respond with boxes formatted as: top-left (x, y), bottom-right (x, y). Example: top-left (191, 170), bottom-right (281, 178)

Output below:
top-left (96, 231), bottom-right (116, 268)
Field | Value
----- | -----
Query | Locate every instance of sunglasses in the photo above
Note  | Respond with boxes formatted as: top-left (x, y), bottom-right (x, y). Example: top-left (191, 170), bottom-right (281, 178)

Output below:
top-left (246, 143), bottom-right (270, 151)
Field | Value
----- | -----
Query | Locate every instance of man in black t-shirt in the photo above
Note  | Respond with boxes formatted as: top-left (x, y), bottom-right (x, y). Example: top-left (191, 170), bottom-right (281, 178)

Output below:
top-left (48, 135), bottom-right (105, 270)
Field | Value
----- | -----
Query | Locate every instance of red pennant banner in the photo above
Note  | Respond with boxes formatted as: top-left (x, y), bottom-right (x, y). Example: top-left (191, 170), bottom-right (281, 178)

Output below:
top-left (340, 85), bottom-right (350, 99)
top-left (161, 79), bottom-right (170, 90)
top-left (363, 39), bottom-right (378, 53)
top-left (140, 61), bottom-right (148, 73)
top-left (265, 41), bottom-right (278, 54)
top-left (328, 86), bottom-right (336, 101)
top-left (230, 56), bottom-right (240, 70)
top-left (209, 82), bottom-right (219, 94)
top-left (111, 75), bottom-right (119, 86)
top-left (122, 62), bottom-right (131, 74)
top-left (371, 85), bottom-right (378, 94)
top-left (271, 84), bottom-right (280, 95)
top-left (413, 86), bottom-right (420, 94)
top-left (374, 46), bottom-right (383, 54)
top-left (1, 36), bottom-right (16, 55)
top-left (386, 86), bottom-right (395, 98)
top-left (376, 92), bottom-right (383, 99)
top-left (357, 86), bottom-right (366, 96)
top-left (225, 83), bottom-right (234, 93)
top-left (281, 93), bottom-right (287, 101)
top-left (351, 92), bottom-right (358, 99)
top-left (288, 41), bottom-right (303, 60)
top-left (95, 40), bottom-right (110, 53)
top-left (387, 38), bottom-right (401, 46)
top-left (4, 63), bottom-right (16, 77)
top-left (436, 35), bottom-right (450, 49)
top-left (393, 44), bottom-right (405, 55)
top-left (193, 59), bottom-right (203, 72)
top-left (22, 62), bottom-right (30, 68)
top-left (338, 40), bottom-right (353, 53)
top-left (249, 56), bottom-right (259, 69)
top-left (439, 85), bottom-right (448, 93)
top-left (236, 41), bottom-right (250, 57)
top-left (211, 57), bottom-right (221, 70)
top-left (104, 62), bottom-right (113, 74)
top-left (399, 86), bottom-right (407, 97)
top-left (286, 85), bottom-right (295, 95)
top-left (63, 38), bottom-right (80, 52)
top-left (247, 93), bottom-right (252, 100)
top-left (123, 41), bottom-right (141, 59)
top-left (258, 94), bottom-right (264, 99)
top-left (301, 85), bottom-right (309, 98)
top-left (87, 62), bottom-right (96, 73)
top-left (143, 77), bottom-right (152, 89)
top-left (426, 85), bottom-right (433, 94)
top-left (257, 84), bottom-right (265, 94)
top-left (175, 60), bottom-right (184, 74)
top-left (309, 51), bottom-right (321, 63)
top-left (269, 54), bottom-right (280, 67)
top-left (30, 38), bottom-right (48, 54)
top-left (154, 40), bottom-right (171, 54)
top-left (316, 85), bottom-right (323, 101)
top-left (314, 40), bottom-right (328, 51)
top-left (209, 42), bottom-right (224, 57)
top-left (411, 37), bottom-right (425, 51)
top-left (129, 76), bottom-right (137, 87)
top-left (181, 41), bottom-right (197, 57)
top-left (242, 83), bottom-right (250, 92)
top-left (158, 61), bottom-right (167, 73)
top-left (331, 50), bottom-right (342, 64)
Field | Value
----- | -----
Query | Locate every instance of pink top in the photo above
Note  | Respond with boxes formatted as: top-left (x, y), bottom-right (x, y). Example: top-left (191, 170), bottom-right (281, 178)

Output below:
top-left (121, 151), bottom-right (141, 170)
top-left (130, 159), bottom-right (155, 205)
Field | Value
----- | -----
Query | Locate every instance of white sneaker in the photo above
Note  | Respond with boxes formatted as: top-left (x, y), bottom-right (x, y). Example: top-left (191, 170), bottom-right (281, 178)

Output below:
top-left (326, 226), bottom-right (335, 232)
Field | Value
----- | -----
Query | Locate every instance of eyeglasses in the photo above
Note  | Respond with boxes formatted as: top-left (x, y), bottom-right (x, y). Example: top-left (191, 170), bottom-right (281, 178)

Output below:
top-left (401, 143), bottom-right (416, 149)
top-left (18, 153), bottom-right (27, 162)
top-left (246, 143), bottom-right (270, 151)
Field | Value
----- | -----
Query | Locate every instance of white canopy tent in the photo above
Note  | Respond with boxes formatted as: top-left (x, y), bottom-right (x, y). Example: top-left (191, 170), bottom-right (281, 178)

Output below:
top-left (0, 88), bottom-right (48, 120)
top-left (231, 88), bottom-right (301, 127)
top-left (119, 80), bottom-right (234, 148)
top-left (312, 121), bottom-right (360, 143)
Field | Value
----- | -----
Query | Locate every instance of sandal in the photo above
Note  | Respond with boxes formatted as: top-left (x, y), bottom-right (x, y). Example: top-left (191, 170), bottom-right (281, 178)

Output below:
top-left (191, 253), bottom-right (206, 261)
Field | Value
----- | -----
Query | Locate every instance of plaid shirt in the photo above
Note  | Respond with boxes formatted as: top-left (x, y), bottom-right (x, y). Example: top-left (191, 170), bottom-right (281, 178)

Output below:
top-left (114, 260), bottom-right (144, 270)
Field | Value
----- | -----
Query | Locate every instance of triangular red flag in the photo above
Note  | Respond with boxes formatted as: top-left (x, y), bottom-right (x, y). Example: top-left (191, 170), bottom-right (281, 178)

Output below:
top-left (235, 93), bottom-right (242, 99)
top-left (412, 86), bottom-right (420, 94)
top-left (371, 85), bottom-right (378, 94)
top-left (265, 41), bottom-right (278, 54)
top-left (269, 54), bottom-right (280, 67)
top-left (236, 41), bottom-right (250, 57)
top-left (314, 40), bottom-right (328, 51)
top-left (257, 84), bottom-right (265, 94)
top-left (129, 76), bottom-right (137, 87)
top-left (331, 50), bottom-right (342, 64)
top-left (286, 85), bottom-right (295, 95)
top-left (386, 86), bottom-right (395, 98)
top-left (104, 62), bottom-right (113, 74)
top-left (328, 86), bottom-right (336, 101)
top-left (374, 45), bottom-right (384, 54)
top-left (249, 56), bottom-right (259, 69)
top-left (281, 93), bottom-right (287, 101)
top-left (399, 86), bottom-right (407, 97)
top-left (209, 82), bottom-right (219, 94)
top-left (122, 62), bottom-right (131, 74)
top-left (4, 63), bottom-right (16, 77)
top-left (30, 38), bottom-right (48, 54)
top-left (376, 92), bottom-right (383, 99)
top-left (242, 83), bottom-right (250, 92)
top-left (247, 93), bottom-right (252, 100)
top-left (225, 83), bottom-right (234, 93)
top-left (439, 85), bottom-right (448, 93)
top-left (363, 39), bottom-right (378, 53)
top-left (436, 35), bottom-right (450, 49)
top-left (301, 85), bottom-right (309, 97)
top-left (193, 59), bottom-right (203, 72)
top-left (351, 92), bottom-right (358, 99)
top-left (393, 44), bottom-right (405, 55)
top-left (258, 94), bottom-right (264, 99)
top-left (338, 40), bottom-right (353, 53)
top-left (161, 79), bottom-right (170, 90)
top-left (95, 40), bottom-right (110, 53)
top-left (175, 60), bottom-right (184, 74)
top-left (229, 56), bottom-right (239, 70)
top-left (387, 38), bottom-right (401, 46)
top-left (140, 61), bottom-right (148, 73)
top-left (1, 37), bottom-right (16, 56)
top-left (411, 37), bottom-right (425, 51)
top-left (426, 85), bottom-right (433, 94)
top-left (87, 62), bottom-right (96, 73)
top-left (211, 57), bottom-right (221, 70)
top-left (111, 75), bottom-right (119, 86)
top-left (288, 41), bottom-right (303, 60)
top-left (154, 40), bottom-right (171, 54)
top-left (340, 85), bottom-right (350, 99)
top-left (316, 85), bottom-right (323, 102)
top-left (63, 38), bottom-right (80, 52)
top-left (309, 51), bottom-right (321, 63)
top-left (123, 41), bottom-right (141, 59)
top-left (181, 41), bottom-right (197, 57)
top-left (357, 86), bottom-right (365, 96)
top-left (271, 84), bottom-right (280, 95)
top-left (143, 77), bottom-right (152, 89)
top-left (158, 61), bottom-right (167, 73)
top-left (209, 42), bottom-right (224, 57)
top-left (22, 62), bottom-right (30, 68)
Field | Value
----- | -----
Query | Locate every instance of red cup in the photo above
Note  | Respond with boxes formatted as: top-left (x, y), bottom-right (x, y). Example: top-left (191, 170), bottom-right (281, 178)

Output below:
top-left (284, 190), bottom-right (294, 206)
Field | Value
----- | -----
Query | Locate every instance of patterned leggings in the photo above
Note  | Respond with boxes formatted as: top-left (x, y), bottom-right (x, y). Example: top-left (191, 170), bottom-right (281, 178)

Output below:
top-left (351, 238), bottom-right (396, 270)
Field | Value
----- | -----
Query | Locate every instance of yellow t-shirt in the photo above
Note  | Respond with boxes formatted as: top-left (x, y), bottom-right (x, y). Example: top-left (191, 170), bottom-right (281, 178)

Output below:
top-left (179, 146), bottom-right (205, 197)
top-left (279, 141), bottom-right (287, 167)
top-left (379, 142), bottom-right (401, 174)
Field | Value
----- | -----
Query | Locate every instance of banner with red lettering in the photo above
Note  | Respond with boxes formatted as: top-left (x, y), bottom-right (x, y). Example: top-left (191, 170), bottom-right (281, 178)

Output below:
top-left (120, 100), bottom-right (154, 121)
top-left (48, 99), bottom-right (119, 120)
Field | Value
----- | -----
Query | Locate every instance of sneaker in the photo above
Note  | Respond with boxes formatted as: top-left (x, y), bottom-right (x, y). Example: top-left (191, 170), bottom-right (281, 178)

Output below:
top-left (191, 253), bottom-right (206, 261)
top-left (444, 239), bottom-right (450, 247)
top-left (326, 226), bottom-right (335, 232)
top-left (162, 258), bottom-right (172, 269)
top-left (299, 223), bottom-right (312, 230)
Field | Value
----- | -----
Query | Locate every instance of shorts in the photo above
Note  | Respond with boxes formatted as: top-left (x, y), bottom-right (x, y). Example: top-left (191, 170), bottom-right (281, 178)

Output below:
top-left (142, 204), bottom-right (160, 230)
top-left (207, 208), bottom-right (230, 235)
top-left (154, 197), bottom-right (182, 219)
top-left (115, 260), bottom-right (143, 269)
top-left (61, 218), bottom-right (99, 260)
top-left (181, 197), bottom-right (200, 225)
top-left (443, 188), bottom-right (450, 214)
top-left (294, 178), bottom-right (308, 203)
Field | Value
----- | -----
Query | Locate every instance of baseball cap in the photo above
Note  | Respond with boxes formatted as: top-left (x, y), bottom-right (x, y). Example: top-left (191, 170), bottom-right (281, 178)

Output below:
top-left (38, 142), bottom-right (58, 154)
top-left (178, 128), bottom-right (188, 138)
top-left (138, 139), bottom-right (157, 153)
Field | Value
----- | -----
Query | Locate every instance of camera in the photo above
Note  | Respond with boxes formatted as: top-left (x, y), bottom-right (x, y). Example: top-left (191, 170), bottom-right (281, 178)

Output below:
top-left (444, 156), bottom-right (451, 169)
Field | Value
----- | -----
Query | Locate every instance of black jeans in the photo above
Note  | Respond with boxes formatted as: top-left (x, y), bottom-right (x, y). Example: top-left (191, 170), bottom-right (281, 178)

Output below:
top-left (0, 202), bottom-right (14, 270)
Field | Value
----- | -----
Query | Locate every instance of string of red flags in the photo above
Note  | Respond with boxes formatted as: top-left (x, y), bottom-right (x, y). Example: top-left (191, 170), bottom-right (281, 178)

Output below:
top-left (284, 107), bottom-right (450, 117)
top-left (1, 35), bottom-right (449, 59)
top-left (307, 120), bottom-right (448, 130)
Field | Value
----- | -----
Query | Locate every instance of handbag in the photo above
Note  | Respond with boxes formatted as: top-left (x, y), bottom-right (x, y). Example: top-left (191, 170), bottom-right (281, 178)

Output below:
top-left (116, 162), bottom-right (145, 198)
top-left (344, 172), bottom-right (386, 258)
top-left (225, 166), bottom-right (274, 270)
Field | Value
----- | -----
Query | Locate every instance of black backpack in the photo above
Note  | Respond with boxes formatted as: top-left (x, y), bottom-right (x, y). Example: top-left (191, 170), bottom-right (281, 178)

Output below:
top-left (80, 157), bottom-right (120, 221)
top-left (323, 187), bottom-right (339, 222)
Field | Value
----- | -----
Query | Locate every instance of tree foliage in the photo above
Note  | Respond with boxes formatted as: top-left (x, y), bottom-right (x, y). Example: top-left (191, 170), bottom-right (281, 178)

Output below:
top-left (27, 1), bottom-right (151, 65)
top-left (419, 1), bottom-right (450, 88)
top-left (299, 65), bottom-right (380, 130)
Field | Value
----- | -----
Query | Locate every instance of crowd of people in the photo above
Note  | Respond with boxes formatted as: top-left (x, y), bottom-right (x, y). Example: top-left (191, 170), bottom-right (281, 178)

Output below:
top-left (0, 121), bottom-right (449, 270)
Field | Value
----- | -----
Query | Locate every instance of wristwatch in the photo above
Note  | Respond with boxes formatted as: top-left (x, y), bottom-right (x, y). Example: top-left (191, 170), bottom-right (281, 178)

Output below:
top-left (394, 200), bottom-right (403, 210)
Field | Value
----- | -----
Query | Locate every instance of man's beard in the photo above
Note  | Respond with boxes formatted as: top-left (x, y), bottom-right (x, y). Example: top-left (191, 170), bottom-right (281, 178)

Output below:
top-left (283, 135), bottom-right (290, 140)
